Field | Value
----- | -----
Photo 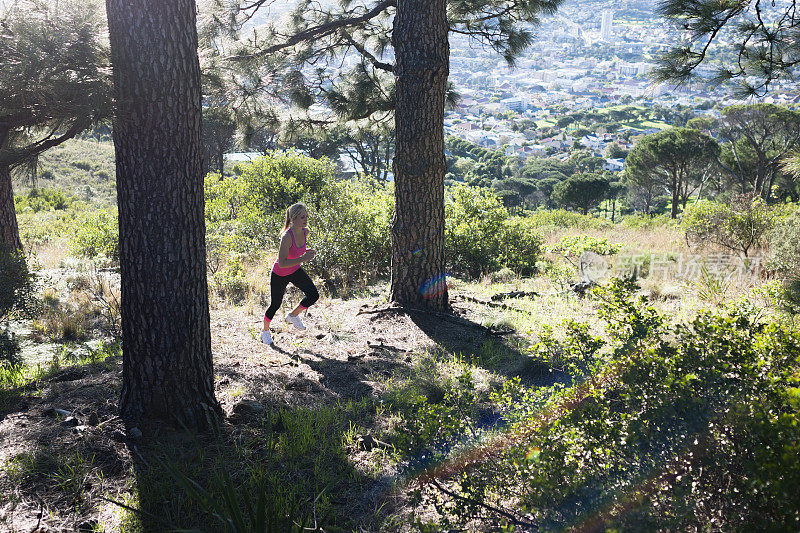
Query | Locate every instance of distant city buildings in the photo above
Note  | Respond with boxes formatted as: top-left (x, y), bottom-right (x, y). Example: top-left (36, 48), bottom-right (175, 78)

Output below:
top-left (600, 10), bottom-right (614, 41)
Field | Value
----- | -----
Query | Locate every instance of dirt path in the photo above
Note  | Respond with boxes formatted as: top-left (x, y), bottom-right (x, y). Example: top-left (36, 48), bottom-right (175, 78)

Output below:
top-left (0, 289), bottom-right (528, 531)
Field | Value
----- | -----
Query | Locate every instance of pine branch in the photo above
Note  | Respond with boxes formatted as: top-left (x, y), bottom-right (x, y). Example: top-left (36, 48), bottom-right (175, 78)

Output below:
top-left (339, 29), bottom-right (393, 72)
top-left (229, 0), bottom-right (396, 61)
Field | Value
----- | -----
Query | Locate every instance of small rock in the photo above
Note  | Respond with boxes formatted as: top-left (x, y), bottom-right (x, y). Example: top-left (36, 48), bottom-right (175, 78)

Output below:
top-left (355, 434), bottom-right (388, 451)
top-left (71, 425), bottom-right (89, 434)
top-left (88, 412), bottom-right (100, 426)
top-left (127, 427), bottom-right (143, 440)
top-left (44, 407), bottom-right (72, 418)
top-left (316, 333), bottom-right (325, 339)
top-left (232, 400), bottom-right (265, 418)
top-left (60, 416), bottom-right (80, 427)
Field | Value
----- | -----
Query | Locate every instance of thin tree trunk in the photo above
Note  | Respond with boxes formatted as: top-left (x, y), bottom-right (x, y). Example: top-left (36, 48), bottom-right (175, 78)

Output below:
top-left (390, 0), bottom-right (449, 310)
top-left (0, 165), bottom-right (22, 252)
top-left (106, 0), bottom-right (221, 430)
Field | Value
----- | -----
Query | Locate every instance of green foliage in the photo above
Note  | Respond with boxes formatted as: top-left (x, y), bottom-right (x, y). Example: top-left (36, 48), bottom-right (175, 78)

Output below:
top-left (310, 180), bottom-right (393, 285)
top-left (14, 188), bottom-right (77, 212)
top-left (0, 247), bottom-right (39, 322)
top-left (393, 367), bottom-right (479, 461)
top-left (445, 186), bottom-right (508, 277)
top-left (619, 213), bottom-right (677, 229)
top-left (550, 234), bottom-right (621, 259)
top-left (414, 283), bottom-right (800, 530)
top-left (682, 196), bottom-right (778, 257)
top-left (444, 185), bottom-right (544, 277)
top-left (212, 255), bottom-right (249, 304)
top-left (525, 209), bottom-right (611, 230)
top-left (69, 210), bottom-right (119, 261)
top-left (552, 173), bottom-right (610, 215)
top-left (499, 217), bottom-right (545, 276)
top-left (768, 206), bottom-right (800, 275)
top-left (205, 153), bottom-right (393, 287)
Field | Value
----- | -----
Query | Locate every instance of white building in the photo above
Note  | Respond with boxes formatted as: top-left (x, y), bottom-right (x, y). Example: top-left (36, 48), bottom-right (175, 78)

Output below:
top-left (600, 10), bottom-right (614, 41)
top-left (603, 158), bottom-right (625, 172)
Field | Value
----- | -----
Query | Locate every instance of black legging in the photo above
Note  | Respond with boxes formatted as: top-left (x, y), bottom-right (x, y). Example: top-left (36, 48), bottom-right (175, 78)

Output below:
top-left (264, 268), bottom-right (319, 321)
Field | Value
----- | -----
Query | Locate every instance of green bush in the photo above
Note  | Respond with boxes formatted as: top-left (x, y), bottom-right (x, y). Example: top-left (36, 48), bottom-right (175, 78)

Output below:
top-left (445, 185), bottom-right (508, 277)
top-left (69, 210), bottom-right (119, 261)
top-left (620, 213), bottom-right (678, 229)
top-left (500, 217), bottom-right (545, 276)
top-left (768, 206), bottom-right (800, 275)
top-left (682, 196), bottom-right (778, 257)
top-left (550, 234), bottom-right (621, 267)
top-left (0, 247), bottom-right (39, 321)
top-left (410, 281), bottom-right (800, 530)
top-left (14, 188), bottom-right (76, 213)
top-left (311, 179), bottom-right (393, 285)
top-left (445, 185), bottom-right (545, 278)
top-left (526, 209), bottom-right (611, 230)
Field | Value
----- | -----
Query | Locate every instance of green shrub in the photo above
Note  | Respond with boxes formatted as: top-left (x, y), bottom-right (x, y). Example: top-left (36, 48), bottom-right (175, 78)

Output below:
top-left (768, 206), bottom-right (800, 275)
top-left (445, 185), bottom-right (508, 277)
top-left (0, 247), bottom-right (39, 321)
top-left (550, 234), bottom-right (621, 268)
top-left (14, 188), bottom-right (76, 213)
top-left (620, 213), bottom-right (678, 229)
top-left (682, 196), bottom-right (778, 257)
top-left (412, 282), bottom-right (800, 530)
top-left (69, 210), bottom-right (119, 261)
top-left (499, 217), bottom-right (545, 275)
top-left (72, 160), bottom-right (93, 171)
top-left (212, 255), bottom-right (250, 304)
top-left (526, 209), bottom-right (611, 230)
top-left (445, 186), bottom-right (547, 278)
top-left (311, 179), bottom-right (393, 285)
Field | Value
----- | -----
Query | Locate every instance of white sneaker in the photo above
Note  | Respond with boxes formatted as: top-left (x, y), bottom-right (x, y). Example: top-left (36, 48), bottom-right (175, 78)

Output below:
top-left (260, 329), bottom-right (273, 345)
top-left (285, 312), bottom-right (306, 331)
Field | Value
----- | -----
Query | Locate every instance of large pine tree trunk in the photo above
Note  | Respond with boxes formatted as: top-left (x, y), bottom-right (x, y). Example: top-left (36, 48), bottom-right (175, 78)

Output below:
top-left (0, 165), bottom-right (22, 252)
top-left (106, 0), bottom-right (220, 429)
top-left (390, 0), bottom-right (449, 310)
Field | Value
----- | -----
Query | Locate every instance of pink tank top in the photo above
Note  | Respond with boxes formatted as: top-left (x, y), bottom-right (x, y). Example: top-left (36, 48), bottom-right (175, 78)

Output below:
top-left (272, 228), bottom-right (306, 276)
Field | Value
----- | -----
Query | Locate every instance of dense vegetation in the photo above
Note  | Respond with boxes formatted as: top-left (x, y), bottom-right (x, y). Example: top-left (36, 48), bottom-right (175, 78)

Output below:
top-left (4, 141), bottom-right (800, 529)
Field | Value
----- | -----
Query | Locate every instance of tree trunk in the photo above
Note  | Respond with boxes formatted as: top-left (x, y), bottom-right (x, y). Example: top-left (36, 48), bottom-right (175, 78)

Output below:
top-left (106, 0), bottom-right (221, 429)
top-left (0, 165), bottom-right (22, 252)
top-left (670, 173), bottom-right (679, 218)
top-left (390, 0), bottom-right (449, 310)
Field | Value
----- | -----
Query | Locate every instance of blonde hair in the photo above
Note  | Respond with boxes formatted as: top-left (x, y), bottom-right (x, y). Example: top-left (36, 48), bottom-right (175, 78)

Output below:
top-left (283, 203), bottom-right (308, 232)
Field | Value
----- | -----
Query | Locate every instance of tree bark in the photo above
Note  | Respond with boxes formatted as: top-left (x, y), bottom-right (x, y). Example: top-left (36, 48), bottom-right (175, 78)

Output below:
top-left (0, 165), bottom-right (22, 252)
top-left (390, 0), bottom-right (449, 310)
top-left (106, 0), bottom-right (221, 429)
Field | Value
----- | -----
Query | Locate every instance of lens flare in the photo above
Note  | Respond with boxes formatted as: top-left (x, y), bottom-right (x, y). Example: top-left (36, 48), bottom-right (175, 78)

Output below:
top-left (419, 273), bottom-right (449, 298)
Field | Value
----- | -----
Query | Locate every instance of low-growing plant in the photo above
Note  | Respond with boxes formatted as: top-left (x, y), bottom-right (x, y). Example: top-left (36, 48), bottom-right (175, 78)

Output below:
top-left (69, 209), bottom-right (119, 262)
top-left (682, 195), bottom-right (778, 257)
top-left (768, 206), bottom-right (800, 276)
top-left (526, 209), bottom-right (611, 230)
top-left (14, 188), bottom-right (77, 212)
top-left (0, 246), bottom-right (39, 321)
top-left (445, 186), bottom-right (544, 277)
top-left (409, 282), bottom-right (800, 531)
